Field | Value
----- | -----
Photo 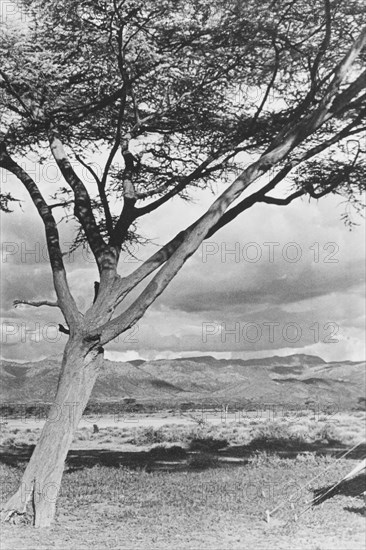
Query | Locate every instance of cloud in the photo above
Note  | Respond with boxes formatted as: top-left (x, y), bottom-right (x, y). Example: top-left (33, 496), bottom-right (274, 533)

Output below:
top-left (1, 167), bottom-right (365, 362)
top-left (157, 259), bottom-right (365, 313)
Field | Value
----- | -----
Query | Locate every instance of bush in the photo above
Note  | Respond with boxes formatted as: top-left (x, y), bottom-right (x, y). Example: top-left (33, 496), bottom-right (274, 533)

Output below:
top-left (312, 424), bottom-right (341, 445)
top-left (129, 427), bottom-right (167, 445)
top-left (248, 423), bottom-right (306, 449)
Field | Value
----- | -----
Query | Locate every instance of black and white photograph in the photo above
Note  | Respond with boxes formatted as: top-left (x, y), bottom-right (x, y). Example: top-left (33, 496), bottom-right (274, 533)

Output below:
top-left (0, 1), bottom-right (365, 548)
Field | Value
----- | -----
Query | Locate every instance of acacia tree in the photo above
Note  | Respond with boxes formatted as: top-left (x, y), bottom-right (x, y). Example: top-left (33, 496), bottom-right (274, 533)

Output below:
top-left (0, 0), bottom-right (365, 528)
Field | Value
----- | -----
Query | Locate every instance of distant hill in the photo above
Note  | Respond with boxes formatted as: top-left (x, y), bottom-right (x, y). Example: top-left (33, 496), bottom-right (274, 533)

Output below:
top-left (0, 354), bottom-right (364, 409)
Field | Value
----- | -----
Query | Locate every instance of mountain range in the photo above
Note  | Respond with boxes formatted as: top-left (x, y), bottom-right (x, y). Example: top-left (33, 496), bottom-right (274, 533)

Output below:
top-left (0, 354), bottom-right (364, 409)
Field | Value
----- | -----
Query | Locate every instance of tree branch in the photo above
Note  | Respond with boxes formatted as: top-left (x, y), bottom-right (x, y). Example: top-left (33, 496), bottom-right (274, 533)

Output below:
top-left (0, 70), bottom-right (33, 119)
top-left (330, 69), bottom-right (366, 115)
top-left (58, 324), bottom-right (70, 335)
top-left (100, 90), bottom-right (127, 191)
top-left (52, 87), bottom-right (125, 122)
top-left (310, 0), bottom-right (332, 85)
top-left (249, 38), bottom-right (280, 130)
top-left (134, 151), bottom-right (222, 217)
top-left (13, 299), bottom-right (59, 308)
top-left (48, 126), bottom-right (111, 270)
top-left (49, 200), bottom-right (73, 210)
top-left (109, 133), bottom-right (139, 248)
top-left (74, 154), bottom-right (101, 187)
top-left (0, 143), bottom-right (80, 329)
top-left (74, 152), bottom-right (115, 238)
top-left (306, 147), bottom-right (361, 199)
top-left (260, 189), bottom-right (305, 205)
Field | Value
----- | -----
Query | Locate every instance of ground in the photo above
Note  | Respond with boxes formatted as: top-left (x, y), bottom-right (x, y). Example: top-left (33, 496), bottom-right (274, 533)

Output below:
top-left (0, 410), bottom-right (365, 549)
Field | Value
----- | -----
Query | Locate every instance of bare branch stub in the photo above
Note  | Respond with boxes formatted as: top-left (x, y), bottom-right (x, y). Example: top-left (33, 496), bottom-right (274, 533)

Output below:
top-left (13, 299), bottom-right (59, 309)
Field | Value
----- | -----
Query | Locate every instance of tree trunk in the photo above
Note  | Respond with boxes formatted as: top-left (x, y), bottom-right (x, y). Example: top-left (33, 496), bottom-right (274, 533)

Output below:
top-left (1, 337), bottom-right (103, 528)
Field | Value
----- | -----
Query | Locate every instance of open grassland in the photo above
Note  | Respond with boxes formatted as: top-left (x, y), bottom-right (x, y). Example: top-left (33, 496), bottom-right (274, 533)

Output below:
top-left (0, 411), bottom-right (365, 549)
top-left (1, 410), bottom-right (365, 449)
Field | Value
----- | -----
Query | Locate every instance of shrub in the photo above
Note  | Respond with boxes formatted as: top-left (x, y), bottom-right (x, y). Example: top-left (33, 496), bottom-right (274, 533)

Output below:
top-left (248, 423), bottom-right (306, 449)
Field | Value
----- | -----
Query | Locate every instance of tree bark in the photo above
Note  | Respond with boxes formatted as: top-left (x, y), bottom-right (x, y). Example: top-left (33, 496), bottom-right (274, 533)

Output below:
top-left (1, 337), bottom-right (103, 528)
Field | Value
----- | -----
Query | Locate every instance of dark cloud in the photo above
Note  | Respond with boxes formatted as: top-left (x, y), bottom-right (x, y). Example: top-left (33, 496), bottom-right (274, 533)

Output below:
top-left (157, 260), bottom-right (365, 313)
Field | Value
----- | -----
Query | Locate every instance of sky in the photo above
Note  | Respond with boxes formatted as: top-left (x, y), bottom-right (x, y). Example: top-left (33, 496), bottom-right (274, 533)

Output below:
top-left (1, 151), bottom-right (365, 364)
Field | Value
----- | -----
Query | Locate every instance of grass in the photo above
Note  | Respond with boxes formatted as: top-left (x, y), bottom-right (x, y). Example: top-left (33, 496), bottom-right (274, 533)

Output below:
top-left (0, 455), bottom-right (365, 549)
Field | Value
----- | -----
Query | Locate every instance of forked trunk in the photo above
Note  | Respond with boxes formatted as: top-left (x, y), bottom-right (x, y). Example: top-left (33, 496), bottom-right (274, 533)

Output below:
top-left (1, 337), bottom-right (103, 528)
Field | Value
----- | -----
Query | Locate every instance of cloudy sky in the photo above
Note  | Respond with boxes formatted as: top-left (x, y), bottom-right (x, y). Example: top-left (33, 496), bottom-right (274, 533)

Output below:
top-left (1, 155), bottom-right (365, 364)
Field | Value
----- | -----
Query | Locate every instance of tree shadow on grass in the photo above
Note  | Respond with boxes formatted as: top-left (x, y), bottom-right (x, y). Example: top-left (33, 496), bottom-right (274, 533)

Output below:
top-left (189, 437), bottom-right (229, 452)
top-left (0, 444), bottom-right (190, 473)
top-left (343, 506), bottom-right (366, 516)
top-left (218, 438), bottom-right (366, 460)
top-left (0, 439), bottom-right (365, 474)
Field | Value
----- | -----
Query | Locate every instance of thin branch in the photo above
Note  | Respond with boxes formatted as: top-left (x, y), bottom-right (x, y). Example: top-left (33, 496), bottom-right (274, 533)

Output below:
top-left (309, 0), bottom-right (332, 87)
top-left (134, 151), bottom-right (221, 217)
top-left (75, 152), bottom-right (115, 237)
top-left (260, 189), bottom-right (305, 205)
top-left (306, 145), bottom-right (362, 199)
top-left (52, 87), bottom-right (125, 121)
top-left (58, 324), bottom-right (70, 335)
top-left (96, 83), bottom-right (128, 239)
top-left (130, 86), bottom-right (140, 126)
top-left (74, 154), bottom-right (101, 187)
top-left (307, 181), bottom-right (342, 199)
top-left (49, 200), bottom-right (73, 210)
top-left (0, 70), bottom-right (33, 119)
top-left (249, 39), bottom-right (280, 130)
top-left (100, 90), bottom-right (127, 192)
top-left (13, 299), bottom-right (59, 308)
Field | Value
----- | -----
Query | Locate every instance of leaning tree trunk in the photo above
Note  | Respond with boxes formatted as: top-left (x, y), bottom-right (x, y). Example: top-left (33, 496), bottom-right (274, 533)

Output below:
top-left (1, 337), bottom-right (103, 528)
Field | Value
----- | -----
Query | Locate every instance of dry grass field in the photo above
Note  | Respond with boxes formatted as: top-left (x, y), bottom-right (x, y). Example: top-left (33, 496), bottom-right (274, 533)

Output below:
top-left (0, 411), bottom-right (365, 549)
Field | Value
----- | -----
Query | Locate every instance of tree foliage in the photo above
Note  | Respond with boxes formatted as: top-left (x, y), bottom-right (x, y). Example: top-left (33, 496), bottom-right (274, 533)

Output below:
top-left (1, 0), bottom-right (365, 238)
